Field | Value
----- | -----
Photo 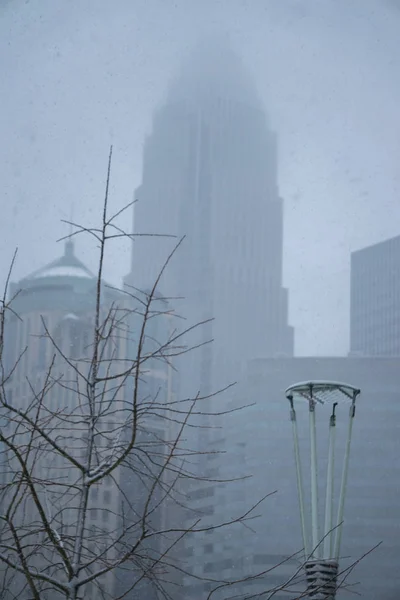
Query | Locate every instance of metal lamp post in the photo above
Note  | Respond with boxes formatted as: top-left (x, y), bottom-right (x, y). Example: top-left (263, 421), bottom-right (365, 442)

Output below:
top-left (285, 381), bottom-right (361, 599)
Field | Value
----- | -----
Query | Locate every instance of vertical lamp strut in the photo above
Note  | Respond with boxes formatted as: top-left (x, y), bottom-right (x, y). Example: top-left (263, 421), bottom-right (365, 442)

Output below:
top-left (289, 396), bottom-right (309, 559)
top-left (285, 381), bottom-right (360, 600)
top-left (309, 387), bottom-right (320, 559)
top-left (333, 393), bottom-right (357, 560)
top-left (323, 403), bottom-right (337, 559)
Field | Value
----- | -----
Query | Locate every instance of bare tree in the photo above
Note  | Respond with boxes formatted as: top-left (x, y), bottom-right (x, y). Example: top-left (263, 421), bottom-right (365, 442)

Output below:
top-left (0, 150), bottom-right (374, 600)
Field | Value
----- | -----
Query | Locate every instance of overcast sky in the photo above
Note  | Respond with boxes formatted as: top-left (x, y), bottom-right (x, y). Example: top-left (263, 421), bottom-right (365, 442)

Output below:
top-left (1, 0), bottom-right (400, 356)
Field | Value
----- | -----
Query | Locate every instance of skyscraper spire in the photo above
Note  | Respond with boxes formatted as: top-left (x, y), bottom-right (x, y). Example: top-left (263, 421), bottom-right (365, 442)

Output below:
top-left (65, 237), bottom-right (74, 258)
top-left (64, 203), bottom-right (75, 257)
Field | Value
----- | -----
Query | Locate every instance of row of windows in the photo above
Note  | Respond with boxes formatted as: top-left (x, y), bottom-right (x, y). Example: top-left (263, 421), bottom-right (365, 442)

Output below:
top-left (90, 508), bottom-right (112, 522)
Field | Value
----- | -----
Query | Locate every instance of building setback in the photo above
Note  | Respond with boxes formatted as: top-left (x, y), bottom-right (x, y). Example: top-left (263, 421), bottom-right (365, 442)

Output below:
top-left (350, 234), bottom-right (400, 356)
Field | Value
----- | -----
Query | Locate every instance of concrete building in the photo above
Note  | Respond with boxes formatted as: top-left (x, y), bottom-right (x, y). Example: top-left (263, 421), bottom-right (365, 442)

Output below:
top-left (350, 234), bottom-right (400, 356)
top-left (113, 290), bottom-right (177, 600)
top-left (125, 39), bottom-right (293, 401)
top-left (188, 356), bottom-right (400, 600)
top-left (0, 240), bottom-right (127, 599)
top-left (0, 241), bottom-right (175, 600)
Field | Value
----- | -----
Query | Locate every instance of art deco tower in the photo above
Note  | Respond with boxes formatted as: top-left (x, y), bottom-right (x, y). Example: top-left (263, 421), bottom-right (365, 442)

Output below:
top-left (126, 39), bottom-right (294, 396)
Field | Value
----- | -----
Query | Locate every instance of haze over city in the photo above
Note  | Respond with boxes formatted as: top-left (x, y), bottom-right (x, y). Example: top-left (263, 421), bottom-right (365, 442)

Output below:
top-left (2, 2), bottom-right (400, 600)
top-left (2, 0), bottom-right (400, 355)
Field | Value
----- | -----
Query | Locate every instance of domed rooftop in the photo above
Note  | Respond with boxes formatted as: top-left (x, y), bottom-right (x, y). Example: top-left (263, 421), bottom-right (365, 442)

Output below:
top-left (9, 239), bottom-right (121, 315)
top-left (22, 240), bottom-right (94, 283)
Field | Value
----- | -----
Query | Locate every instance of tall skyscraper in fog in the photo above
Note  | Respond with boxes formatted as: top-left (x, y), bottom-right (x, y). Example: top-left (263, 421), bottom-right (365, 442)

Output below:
top-left (350, 234), bottom-right (400, 356)
top-left (126, 39), bottom-right (293, 396)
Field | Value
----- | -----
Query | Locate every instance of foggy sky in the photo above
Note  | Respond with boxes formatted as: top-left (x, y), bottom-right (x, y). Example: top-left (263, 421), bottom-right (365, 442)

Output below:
top-left (1, 0), bottom-right (400, 356)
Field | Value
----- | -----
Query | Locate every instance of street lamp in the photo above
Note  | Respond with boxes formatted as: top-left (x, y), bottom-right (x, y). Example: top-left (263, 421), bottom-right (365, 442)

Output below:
top-left (285, 381), bottom-right (360, 599)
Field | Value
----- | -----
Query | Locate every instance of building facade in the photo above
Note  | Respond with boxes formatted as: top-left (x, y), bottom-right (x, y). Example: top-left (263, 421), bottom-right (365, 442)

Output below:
top-left (124, 40), bottom-right (297, 598)
top-left (0, 241), bottom-right (176, 600)
top-left (0, 241), bottom-right (126, 599)
top-left (187, 356), bottom-right (400, 600)
top-left (126, 40), bottom-right (293, 401)
top-left (350, 234), bottom-right (400, 356)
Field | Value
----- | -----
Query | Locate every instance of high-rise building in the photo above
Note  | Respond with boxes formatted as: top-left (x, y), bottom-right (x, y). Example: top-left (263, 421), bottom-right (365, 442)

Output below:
top-left (0, 241), bottom-right (126, 599)
top-left (350, 234), bottom-right (400, 356)
top-left (126, 39), bottom-right (294, 399)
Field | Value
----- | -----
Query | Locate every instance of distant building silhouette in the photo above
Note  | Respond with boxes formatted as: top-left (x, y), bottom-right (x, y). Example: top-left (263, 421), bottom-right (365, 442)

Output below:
top-left (350, 234), bottom-right (400, 356)
top-left (125, 38), bottom-right (294, 399)
top-left (1, 241), bottom-right (174, 600)
top-left (1, 240), bottom-right (122, 599)
top-left (124, 38), bottom-right (295, 598)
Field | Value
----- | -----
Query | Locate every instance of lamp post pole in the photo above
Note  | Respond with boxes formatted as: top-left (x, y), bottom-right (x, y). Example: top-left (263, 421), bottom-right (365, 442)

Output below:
top-left (285, 381), bottom-right (360, 600)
